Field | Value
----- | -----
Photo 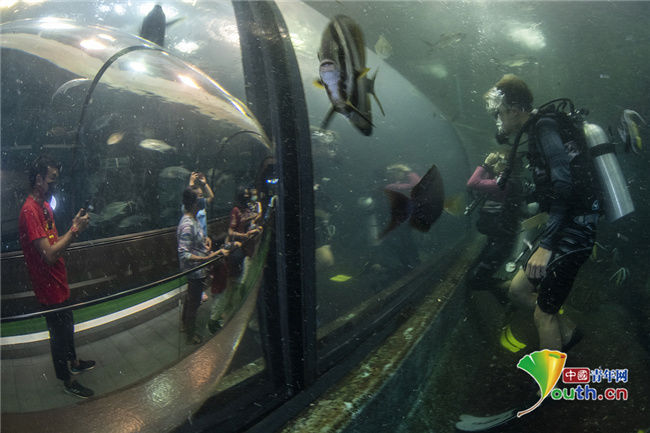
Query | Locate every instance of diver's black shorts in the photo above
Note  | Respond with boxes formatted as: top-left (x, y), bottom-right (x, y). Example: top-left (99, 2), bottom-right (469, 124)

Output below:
top-left (527, 214), bottom-right (597, 314)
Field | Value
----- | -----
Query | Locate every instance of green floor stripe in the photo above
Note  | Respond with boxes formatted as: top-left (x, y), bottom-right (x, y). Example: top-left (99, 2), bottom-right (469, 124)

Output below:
top-left (1, 276), bottom-right (186, 338)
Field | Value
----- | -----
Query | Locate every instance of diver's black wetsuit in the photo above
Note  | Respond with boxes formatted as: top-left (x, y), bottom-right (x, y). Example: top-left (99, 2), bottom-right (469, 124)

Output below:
top-left (526, 117), bottom-right (600, 314)
top-left (466, 165), bottom-right (523, 292)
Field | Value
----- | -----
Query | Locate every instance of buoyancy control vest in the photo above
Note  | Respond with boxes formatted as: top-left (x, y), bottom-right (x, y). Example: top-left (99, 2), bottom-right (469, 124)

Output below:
top-left (501, 98), bottom-right (634, 222)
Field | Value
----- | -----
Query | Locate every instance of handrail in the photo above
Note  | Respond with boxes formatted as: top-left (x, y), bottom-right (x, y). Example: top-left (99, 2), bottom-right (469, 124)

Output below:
top-left (0, 251), bottom-right (228, 323)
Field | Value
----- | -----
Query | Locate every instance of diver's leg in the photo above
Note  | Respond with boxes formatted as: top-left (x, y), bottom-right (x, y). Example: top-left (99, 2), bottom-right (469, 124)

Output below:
top-left (534, 306), bottom-right (562, 350)
top-left (508, 269), bottom-right (537, 311)
top-left (558, 314), bottom-right (576, 345)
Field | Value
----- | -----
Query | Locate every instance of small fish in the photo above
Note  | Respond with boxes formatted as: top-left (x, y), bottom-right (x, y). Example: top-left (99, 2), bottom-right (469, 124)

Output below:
top-left (159, 165), bottom-right (191, 179)
top-left (100, 201), bottom-right (133, 221)
top-left (374, 34), bottom-right (393, 60)
top-left (315, 244), bottom-right (335, 270)
top-left (618, 109), bottom-right (646, 154)
top-left (314, 208), bottom-right (331, 220)
top-left (140, 4), bottom-right (184, 47)
top-left (380, 164), bottom-right (445, 238)
top-left (139, 138), bottom-right (174, 153)
top-left (118, 214), bottom-right (148, 229)
top-left (492, 54), bottom-right (537, 69)
top-left (202, 168), bottom-right (232, 188)
top-left (87, 212), bottom-right (104, 226)
top-left (416, 63), bottom-right (448, 79)
top-left (46, 126), bottom-right (74, 138)
top-left (317, 15), bottom-right (385, 136)
top-left (423, 33), bottom-right (466, 52)
top-left (90, 113), bottom-right (117, 132)
top-left (51, 78), bottom-right (91, 102)
top-left (106, 131), bottom-right (125, 145)
top-left (311, 126), bottom-right (338, 144)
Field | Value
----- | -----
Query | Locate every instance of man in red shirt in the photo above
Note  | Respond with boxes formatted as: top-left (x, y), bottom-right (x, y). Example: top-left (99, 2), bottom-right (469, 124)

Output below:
top-left (19, 156), bottom-right (95, 398)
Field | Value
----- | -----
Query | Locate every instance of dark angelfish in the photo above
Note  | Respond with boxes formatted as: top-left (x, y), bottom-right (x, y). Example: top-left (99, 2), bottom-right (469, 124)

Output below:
top-left (317, 15), bottom-right (384, 136)
top-left (140, 5), bottom-right (184, 47)
top-left (380, 164), bottom-right (445, 238)
top-left (140, 5), bottom-right (166, 46)
top-left (423, 32), bottom-right (466, 52)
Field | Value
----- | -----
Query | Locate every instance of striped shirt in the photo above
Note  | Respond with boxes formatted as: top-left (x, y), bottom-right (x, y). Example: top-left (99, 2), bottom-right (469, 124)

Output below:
top-left (177, 214), bottom-right (207, 279)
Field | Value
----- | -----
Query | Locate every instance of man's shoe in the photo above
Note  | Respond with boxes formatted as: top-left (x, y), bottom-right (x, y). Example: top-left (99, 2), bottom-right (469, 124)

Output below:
top-left (64, 380), bottom-right (94, 399)
top-left (70, 359), bottom-right (96, 374)
top-left (186, 334), bottom-right (203, 345)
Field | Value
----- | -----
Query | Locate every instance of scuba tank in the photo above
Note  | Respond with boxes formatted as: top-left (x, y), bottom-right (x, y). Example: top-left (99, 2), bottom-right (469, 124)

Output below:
top-left (582, 122), bottom-right (634, 221)
top-left (499, 98), bottom-right (634, 222)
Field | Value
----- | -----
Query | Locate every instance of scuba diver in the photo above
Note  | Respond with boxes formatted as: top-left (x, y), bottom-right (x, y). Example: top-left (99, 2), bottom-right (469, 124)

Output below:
top-left (465, 151), bottom-right (524, 297)
top-left (484, 74), bottom-right (633, 351)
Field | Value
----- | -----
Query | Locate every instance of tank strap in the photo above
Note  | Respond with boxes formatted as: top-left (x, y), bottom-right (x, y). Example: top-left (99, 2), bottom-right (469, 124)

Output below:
top-left (588, 142), bottom-right (616, 158)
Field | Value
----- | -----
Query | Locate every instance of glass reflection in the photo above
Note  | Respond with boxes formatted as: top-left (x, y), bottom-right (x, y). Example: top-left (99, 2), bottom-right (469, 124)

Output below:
top-left (1, 13), bottom-right (271, 422)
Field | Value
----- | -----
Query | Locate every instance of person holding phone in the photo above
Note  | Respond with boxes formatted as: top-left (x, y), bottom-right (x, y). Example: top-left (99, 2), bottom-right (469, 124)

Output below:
top-left (19, 155), bottom-right (96, 398)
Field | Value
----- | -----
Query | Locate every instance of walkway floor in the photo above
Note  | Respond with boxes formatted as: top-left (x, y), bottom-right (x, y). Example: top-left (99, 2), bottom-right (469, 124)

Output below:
top-left (1, 297), bottom-right (260, 413)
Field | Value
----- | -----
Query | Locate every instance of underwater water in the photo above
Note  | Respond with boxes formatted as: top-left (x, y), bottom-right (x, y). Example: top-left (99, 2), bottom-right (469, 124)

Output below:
top-left (304, 2), bottom-right (650, 432)
top-left (1, 1), bottom-right (649, 432)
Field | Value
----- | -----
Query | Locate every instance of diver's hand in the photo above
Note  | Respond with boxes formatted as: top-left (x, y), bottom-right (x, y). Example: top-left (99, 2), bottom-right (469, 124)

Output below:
top-left (484, 152), bottom-right (499, 166)
top-left (205, 237), bottom-right (212, 251)
top-left (525, 247), bottom-right (552, 279)
top-left (72, 209), bottom-right (90, 233)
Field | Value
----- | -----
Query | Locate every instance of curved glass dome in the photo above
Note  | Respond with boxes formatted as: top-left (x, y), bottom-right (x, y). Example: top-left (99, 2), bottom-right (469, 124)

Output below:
top-left (1, 16), bottom-right (274, 430)
top-left (1, 18), bottom-right (271, 250)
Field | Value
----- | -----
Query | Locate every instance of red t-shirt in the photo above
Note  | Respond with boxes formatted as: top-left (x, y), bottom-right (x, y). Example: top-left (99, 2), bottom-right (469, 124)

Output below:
top-left (229, 206), bottom-right (247, 234)
top-left (19, 196), bottom-right (70, 305)
top-left (230, 206), bottom-right (255, 257)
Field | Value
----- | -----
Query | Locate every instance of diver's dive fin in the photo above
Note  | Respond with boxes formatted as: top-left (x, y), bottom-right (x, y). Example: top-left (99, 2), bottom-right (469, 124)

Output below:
top-left (455, 408), bottom-right (518, 431)
top-left (380, 189), bottom-right (411, 238)
top-left (321, 106), bottom-right (336, 130)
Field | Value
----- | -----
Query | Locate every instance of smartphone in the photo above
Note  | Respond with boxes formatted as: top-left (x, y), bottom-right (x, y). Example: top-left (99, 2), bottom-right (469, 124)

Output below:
top-left (80, 199), bottom-right (91, 216)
